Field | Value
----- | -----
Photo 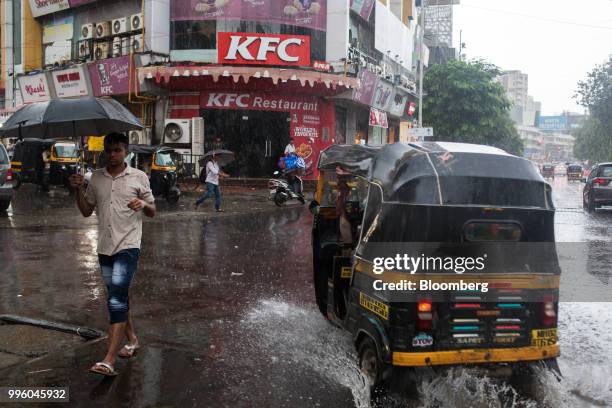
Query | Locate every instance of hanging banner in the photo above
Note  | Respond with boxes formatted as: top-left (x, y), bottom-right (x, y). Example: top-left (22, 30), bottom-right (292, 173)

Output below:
top-left (18, 74), bottom-right (51, 104)
top-left (350, 0), bottom-right (375, 21)
top-left (51, 66), bottom-right (89, 98)
top-left (371, 78), bottom-right (394, 111)
top-left (352, 69), bottom-right (377, 106)
top-left (369, 107), bottom-right (388, 128)
top-left (28, 0), bottom-right (71, 17)
top-left (171, 0), bottom-right (327, 32)
top-left (387, 91), bottom-right (407, 117)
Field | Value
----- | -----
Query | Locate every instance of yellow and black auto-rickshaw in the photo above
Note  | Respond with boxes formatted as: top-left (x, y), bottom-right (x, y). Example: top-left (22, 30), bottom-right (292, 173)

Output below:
top-left (11, 139), bottom-right (79, 190)
top-left (96, 144), bottom-right (181, 203)
top-left (566, 164), bottom-right (583, 182)
top-left (310, 142), bottom-right (561, 394)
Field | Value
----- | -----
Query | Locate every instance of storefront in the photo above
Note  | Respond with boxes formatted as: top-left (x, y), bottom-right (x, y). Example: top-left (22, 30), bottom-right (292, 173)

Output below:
top-left (139, 65), bottom-right (357, 178)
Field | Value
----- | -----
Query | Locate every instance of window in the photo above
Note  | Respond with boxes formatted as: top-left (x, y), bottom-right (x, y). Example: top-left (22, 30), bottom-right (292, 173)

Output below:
top-left (53, 145), bottom-right (78, 158)
top-left (599, 166), bottom-right (612, 177)
top-left (171, 21), bottom-right (217, 50)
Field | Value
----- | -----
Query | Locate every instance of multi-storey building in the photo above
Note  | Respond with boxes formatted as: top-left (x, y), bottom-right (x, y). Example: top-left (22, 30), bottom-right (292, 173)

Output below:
top-left (1, 0), bottom-right (423, 178)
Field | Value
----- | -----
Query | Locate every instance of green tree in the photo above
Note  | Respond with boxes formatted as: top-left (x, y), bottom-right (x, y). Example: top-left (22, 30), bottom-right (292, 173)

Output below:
top-left (573, 58), bottom-right (612, 162)
top-left (423, 59), bottom-right (523, 155)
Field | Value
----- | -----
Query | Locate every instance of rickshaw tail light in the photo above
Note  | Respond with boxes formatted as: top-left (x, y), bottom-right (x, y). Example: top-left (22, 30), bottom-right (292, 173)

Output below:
top-left (543, 295), bottom-right (556, 326)
top-left (417, 299), bottom-right (433, 330)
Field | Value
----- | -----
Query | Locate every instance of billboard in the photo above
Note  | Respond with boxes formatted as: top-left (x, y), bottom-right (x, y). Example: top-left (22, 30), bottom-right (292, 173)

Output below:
top-left (538, 116), bottom-right (567, 131)
top-left (350, 0), bottom-right (375, 21)
top-left (171, 0), bottom-right (327, 31)
top-left (88, 56), bottom-right (135, 97)
top-left (217, 33), bottom-right (310, 66)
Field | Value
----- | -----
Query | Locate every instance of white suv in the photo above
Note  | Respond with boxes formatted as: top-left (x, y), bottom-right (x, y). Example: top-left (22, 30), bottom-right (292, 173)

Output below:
top-left (0, 143), bottom-right (12, 211)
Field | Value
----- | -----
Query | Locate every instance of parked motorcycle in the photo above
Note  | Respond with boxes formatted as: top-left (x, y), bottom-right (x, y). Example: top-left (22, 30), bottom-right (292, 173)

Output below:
top-left (269, 171), bottom-right (305, 206)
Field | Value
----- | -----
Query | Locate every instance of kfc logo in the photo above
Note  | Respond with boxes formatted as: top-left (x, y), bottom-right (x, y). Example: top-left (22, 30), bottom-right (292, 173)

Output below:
top-left (218, 32), bottom-right (310, 66)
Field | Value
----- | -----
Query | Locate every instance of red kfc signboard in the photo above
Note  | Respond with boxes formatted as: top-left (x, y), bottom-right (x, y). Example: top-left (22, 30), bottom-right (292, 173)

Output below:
top-left (218, 32), bottom-right (310, 66)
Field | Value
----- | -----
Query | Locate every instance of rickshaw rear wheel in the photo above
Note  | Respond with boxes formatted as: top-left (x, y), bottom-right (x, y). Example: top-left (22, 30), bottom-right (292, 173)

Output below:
top-left (358, 337), bottom-right (384, 390)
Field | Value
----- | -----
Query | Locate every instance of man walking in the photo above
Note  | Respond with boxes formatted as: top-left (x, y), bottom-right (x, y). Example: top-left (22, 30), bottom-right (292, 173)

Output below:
top-left (69, 133), bottom-right (155, 376)
top-left (194, 153), bottom-right (229, 212)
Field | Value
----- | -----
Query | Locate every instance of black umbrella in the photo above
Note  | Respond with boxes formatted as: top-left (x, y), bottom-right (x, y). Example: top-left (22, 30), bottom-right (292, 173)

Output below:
top-left (200, 149), bottom-right (235, 166)
top-left (0, 97), bottom-right (143, 139)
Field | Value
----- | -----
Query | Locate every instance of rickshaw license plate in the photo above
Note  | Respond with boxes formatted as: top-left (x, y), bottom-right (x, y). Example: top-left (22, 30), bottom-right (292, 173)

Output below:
top-left (531, 328), bottom-right (557, 346)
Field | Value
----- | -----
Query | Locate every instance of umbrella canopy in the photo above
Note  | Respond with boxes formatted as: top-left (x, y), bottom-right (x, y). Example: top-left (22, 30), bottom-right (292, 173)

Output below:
top-left (200, 149), bottom-right (235, 167)
top-left (0, 97), bottom-right (143, 139)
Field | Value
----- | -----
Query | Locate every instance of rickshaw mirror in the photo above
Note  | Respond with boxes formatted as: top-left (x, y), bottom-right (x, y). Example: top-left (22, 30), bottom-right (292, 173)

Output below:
top-left (309, 200), bottom-right (320, 215)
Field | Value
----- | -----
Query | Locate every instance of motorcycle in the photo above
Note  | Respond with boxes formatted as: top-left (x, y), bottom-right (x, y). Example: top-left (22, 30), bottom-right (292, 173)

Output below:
top-left (269, 170), bottom-right (305, 206)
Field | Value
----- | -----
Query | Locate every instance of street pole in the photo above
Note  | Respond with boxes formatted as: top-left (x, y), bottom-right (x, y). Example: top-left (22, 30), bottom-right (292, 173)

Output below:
top-left (418, 0), bottom-right (426, 127)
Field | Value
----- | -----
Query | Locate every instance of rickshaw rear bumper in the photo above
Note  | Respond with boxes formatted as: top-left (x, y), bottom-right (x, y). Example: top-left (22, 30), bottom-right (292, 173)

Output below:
top-left (392, 344), bottom-right (559, 367)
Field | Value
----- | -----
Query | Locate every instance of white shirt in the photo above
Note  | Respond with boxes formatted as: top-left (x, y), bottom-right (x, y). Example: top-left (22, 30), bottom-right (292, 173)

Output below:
top-left (85, 166), bottom-right (154, 256)
top-left (284, 143), bottom-right (296, 155)
top-left (206, 160), bottom-right (220, 185)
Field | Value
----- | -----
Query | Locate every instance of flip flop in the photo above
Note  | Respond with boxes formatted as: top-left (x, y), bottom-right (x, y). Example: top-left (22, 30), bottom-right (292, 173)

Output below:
top-left (118, 343), bottom-right (140, 359)
top-left (89, 362), bottom-right (118, 377)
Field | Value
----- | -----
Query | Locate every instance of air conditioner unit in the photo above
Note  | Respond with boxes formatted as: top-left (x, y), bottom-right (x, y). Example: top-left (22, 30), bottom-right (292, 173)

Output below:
top-left (112, 17), bottom-right (128, 35)
top-left (131, 34), bottom-right (143, 53)
top-left (94, 42), bottom-right (110, 60)
top-left (130, 13), bottom-right (143, 31)
top-left (121, 37), bottom-right (131, 55)
top-left (78, 40), bottom-right (92, 59)
top-left (163, 119), bottom-right (191, 144)
top-left (129, 130), bottom-right (144, 145)
top-left (95, 21), bottom-right (111, 38)
top-left (112, 37), bottom-right (122, 57)
top-left (81, 23), bottom-right (94, 40)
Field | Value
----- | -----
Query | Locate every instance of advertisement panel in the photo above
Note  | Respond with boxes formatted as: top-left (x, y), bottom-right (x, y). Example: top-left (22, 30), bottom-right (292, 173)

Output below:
top-left (43, 17), bottom-right (74, 44)
top-left (51, 66), bottom-right (89, 98)
top-left (538, 116), bottom-right (567, 131)
top-left (28, 0), bottom-right (71, 17)
top-left (352, 69), bottom-right (377, 106)
top-left (350, 0), bottom-right (375, 21)
top-left (171, 0), bottom-right (327, 31)
top-left (18, 74), bottom-right (52, 104)
top-left (371, 78), bottom-right (393, 111)
top-left (88, 56), bottom-right (134, 97)
top-left (369, 107), bottom-right (388, 128)
top-left (386, 90), bottom-right (407, 117)
top-left (218, 33), bottom-right (310, 66)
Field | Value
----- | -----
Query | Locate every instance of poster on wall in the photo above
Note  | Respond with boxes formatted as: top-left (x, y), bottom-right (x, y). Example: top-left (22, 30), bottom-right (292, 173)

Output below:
top-left (88, 55), bottom-right (134, 96)
top-left (18, 74), bottom-right (52, 104)
top-left (350, 0), bottom-right (375, 21)
top-left (51, 66), bottom-right (89, 98)
top-left (28, 0), bottom-right (71, 17)
top-left (171, 0), bottom-right (327, 31)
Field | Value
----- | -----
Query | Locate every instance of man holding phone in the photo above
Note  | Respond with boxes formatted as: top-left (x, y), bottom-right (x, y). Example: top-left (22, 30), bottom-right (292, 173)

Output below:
top-left (69, 133), bottom-right (155, 376)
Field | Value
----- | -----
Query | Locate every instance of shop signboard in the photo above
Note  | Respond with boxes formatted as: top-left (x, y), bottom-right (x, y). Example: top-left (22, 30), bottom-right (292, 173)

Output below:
top-left (18, 73), bottom-right (52, 104)
top-left (352, 69), bottom-right (377, 106)
top-left (51, 66), bottom-right (89, 98)
top-left (371, 78), bottom-right (394, 111)
top-left (28, 0), bottom-right (70, 17)
top-left (538, 116), bottom-right (567, 131)
top-left (350, 0), bottom-right (375, 21)
top-left (369, 107), bottom-right (388, 128)
top-left (218, 33), bottom-right (310, 66)
top-left (201, 92), bottom-right (319, 113)
top-left (386, 91), bottom-right (407, 117)
top-left (88, 55), bottom-right (134, 97)
top-left (171, 0), bottom-right (326, 31)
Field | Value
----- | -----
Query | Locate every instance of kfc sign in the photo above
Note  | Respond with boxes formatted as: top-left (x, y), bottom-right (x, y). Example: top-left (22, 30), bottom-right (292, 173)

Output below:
top-left (218, 32), bottom-right (310, 66)
top-left (201, 92), bottom-right (319, 113)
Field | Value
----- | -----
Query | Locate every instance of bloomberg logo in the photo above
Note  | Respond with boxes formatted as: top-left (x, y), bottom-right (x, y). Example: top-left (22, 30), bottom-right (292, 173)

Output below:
top-left (218, 32), bottom-right (311, 67)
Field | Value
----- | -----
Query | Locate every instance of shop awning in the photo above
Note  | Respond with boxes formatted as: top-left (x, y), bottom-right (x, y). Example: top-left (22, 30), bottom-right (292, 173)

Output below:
top-left (137, 65), bottom-right (359, 93)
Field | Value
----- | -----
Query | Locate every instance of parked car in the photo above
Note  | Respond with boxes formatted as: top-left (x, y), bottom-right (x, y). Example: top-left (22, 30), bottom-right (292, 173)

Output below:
top-left (0, 143), bottom-right (13, 211)
top-left (583, 163), bottom-right (612, 212)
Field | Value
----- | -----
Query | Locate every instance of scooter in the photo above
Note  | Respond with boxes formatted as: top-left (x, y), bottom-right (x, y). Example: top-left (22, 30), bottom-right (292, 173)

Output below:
top-left (269, 171), bottom-right (305, 206)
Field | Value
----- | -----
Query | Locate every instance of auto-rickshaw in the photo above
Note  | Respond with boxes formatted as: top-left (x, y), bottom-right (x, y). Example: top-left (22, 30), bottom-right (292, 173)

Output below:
top-left (310, 142), bottom-right (560, 393)
top-left (96, 144), bottom-right (181, 203)
top-left (541, 164), bottom-right (555, 179)
top-left (11, 139), bottom-right (78, 190)
top-left (566, 164), bottom-right (583, 182)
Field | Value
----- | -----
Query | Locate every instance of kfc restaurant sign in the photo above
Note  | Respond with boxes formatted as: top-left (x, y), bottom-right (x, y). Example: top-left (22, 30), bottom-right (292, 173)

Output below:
top-left (51, 66), bottom-right (89, 98)
top-left (217, 32), bottom-right (310, 66)
top-left (201, 92), bottom-right (319, 113)
top-left (18, 73), bottom-right (51, 104)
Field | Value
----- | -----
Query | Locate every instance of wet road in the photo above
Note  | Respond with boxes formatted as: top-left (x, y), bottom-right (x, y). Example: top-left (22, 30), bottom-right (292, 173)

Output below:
top-left (0, 177), bottom-right (611, 407)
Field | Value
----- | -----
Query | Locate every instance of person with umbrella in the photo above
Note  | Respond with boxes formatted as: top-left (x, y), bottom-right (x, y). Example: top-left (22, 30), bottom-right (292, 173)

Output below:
top-left (69, 133), bottom-right (155, 376)
top-left (195, 151), bottom-right (231, 212)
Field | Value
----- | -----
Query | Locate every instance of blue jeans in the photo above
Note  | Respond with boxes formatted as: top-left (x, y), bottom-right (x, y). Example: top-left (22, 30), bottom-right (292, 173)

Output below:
top-left (196, 182), bottom-right (221, 210)
top-left (98, 249), bottom-right (140, 324)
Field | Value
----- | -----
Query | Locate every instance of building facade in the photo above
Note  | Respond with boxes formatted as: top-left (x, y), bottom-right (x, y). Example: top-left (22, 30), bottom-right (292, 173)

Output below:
top-left (1, 0), bottom-right (423, 178)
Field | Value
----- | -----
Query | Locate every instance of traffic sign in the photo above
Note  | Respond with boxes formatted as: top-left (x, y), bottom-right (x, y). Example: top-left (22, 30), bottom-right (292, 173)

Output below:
top-left (407, 127), bottom-right (434, 138)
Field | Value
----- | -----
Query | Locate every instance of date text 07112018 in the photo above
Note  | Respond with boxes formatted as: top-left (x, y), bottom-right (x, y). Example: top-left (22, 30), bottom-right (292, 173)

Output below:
top-left (0, 387), bottom-right (69, 402)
